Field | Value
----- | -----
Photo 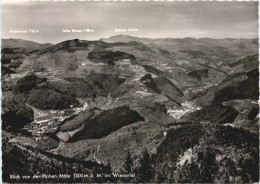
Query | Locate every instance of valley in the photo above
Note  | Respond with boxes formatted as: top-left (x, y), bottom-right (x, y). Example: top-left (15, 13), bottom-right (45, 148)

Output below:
top-left (1, 36), bottom-right (259, 183)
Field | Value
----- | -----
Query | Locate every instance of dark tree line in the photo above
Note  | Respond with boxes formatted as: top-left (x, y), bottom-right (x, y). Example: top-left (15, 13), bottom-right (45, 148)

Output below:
top-left (120, 123), bottom-right (259, 183)
top-left (2, 142), bottom-right (115, 183)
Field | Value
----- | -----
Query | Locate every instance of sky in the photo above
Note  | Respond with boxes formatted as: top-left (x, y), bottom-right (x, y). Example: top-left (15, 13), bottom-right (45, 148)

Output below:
top-left (1, 1), bottom-right (259, 44)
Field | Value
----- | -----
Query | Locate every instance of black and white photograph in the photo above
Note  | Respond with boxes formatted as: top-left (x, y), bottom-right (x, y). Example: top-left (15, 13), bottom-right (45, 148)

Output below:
top-left (1, 0), bottom-right (259, 183)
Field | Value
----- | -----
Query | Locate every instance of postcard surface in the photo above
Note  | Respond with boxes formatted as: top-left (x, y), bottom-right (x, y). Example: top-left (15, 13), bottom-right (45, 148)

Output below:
top-left (1, 1), bottom-right (259, 183)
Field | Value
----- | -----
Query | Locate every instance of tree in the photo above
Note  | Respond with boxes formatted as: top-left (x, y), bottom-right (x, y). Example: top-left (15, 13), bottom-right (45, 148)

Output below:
top-left (136, 149), bottom-right (154, 182)
top-left (123, 151), bottom-right (133, 173)
top-left (104, 161), bottom-right (116, 182)
top-left (104, 160), bottom-right (112, 174)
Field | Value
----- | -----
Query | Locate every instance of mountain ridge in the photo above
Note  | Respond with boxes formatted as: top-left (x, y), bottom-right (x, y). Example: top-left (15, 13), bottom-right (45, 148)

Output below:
top-left (2, 38), bottom-right (53, 52)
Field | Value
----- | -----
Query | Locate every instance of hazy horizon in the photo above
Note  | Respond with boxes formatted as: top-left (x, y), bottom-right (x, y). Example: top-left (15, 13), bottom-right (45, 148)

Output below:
top-left (1, 35), bottom-right (259, 45)
top-left (2, 1), bottom-right (258, 44)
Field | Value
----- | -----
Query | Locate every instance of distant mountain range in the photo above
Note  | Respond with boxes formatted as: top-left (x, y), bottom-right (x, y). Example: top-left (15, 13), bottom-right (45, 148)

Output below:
top-left (2, 38), bottom-right (53, 52)
top-left (101, 35), bottom-right (258, 60)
